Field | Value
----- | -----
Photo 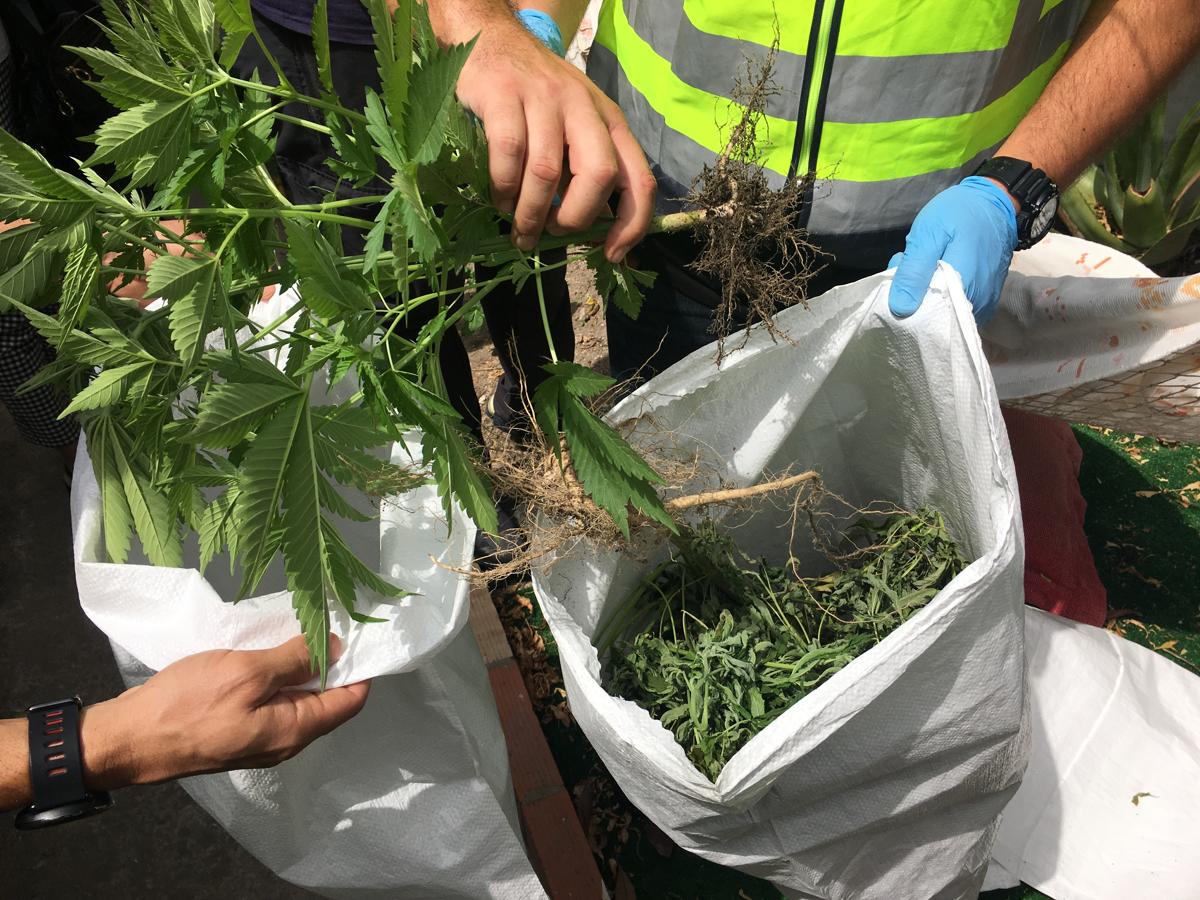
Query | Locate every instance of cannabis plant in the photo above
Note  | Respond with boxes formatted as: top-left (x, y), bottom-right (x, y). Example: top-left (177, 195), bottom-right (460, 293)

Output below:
top-left (0, 0), bottom-right (670, 675)
top-left (1060, 96), bottom-right (1200, 266)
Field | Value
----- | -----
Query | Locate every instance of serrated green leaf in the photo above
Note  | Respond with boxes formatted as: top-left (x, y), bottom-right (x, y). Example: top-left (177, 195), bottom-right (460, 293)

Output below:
top-left (0, 249), bottom-right (57, 313)
top-left (363, 188), bottom-right (401, 275)
top-left (111, 430), bottom-right (183, 567)
top-left (533, 364), bottom-right (671, 537)
top-left (236, 397), bottom-right (306, 592)
top-left (403, 40), bottom-right (473, 166)
top-left (61, 362), bottom-right (154, 417)
top-left (207, 349), bottom-right (299, 388)
top-left (311, 0), bottom-right (335, 95)
top-left (394, 167), bottom-right (442, 261)
top-left (326, 111), bottom-right (378, 187)
top-left (59, 239), bottom-right (101, 337)
top-left (367, 0), bottom-right (411, 119)
top-left (423, 419), bottom-right (497, 534)
top-left (87, 417), bottom-right (134, 564)
top-left (157, 257), bottom-right (226, 371)
top-left (97, 0), bottom-right (179, 89)
top-left (364, 88), bottom-right (404, 170)
top-left (313, 405), bottom-right (390, 448)
top-left (189, 381), bottom-right (300, 446)
top-left (593, 257), bottom-right (655, 319)
top-left (213, 0), bottom-right (253, 35)
top-left (317, 475), bottom-right (373, 523)
top-left (284, 219), bottom-right (374, 318)
top-left (86, 98), bottom-right (193, 187)
top-left (197, 487), bottom-right (238, 573)
top-left (0, 223), bottom-right (44, 272)
top-left (543, 360), bottom-right (616, 398)
top-left (0, 189), bottom-right (95, 229)
top-left (0, 129), bottom-right (96, 200)
top-left (66, 45), bottom-right (189, 109)
top-left (279, 403), bottom-right (332, 678)
top-left (323, 519), bottom-right (408, 599)
top-left (147, 0), bottom-right (215, 65)
top-left (145, 254), bottom-right (209, 301)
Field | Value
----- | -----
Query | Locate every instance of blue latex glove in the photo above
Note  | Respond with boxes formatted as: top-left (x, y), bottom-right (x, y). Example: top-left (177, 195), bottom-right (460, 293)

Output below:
top-left (516, 9), bottom-right (566, 57)
top-left (887, 175), bottom-right (1018, 324)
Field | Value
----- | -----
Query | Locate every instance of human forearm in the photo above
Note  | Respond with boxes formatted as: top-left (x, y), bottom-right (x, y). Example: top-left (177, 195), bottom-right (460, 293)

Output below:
top-left (420, 0), bottom-right (516, 46)
top-left (2, 638), bottom-right (368, 817)
top-left (999, 0), bottom-right (1200, 187)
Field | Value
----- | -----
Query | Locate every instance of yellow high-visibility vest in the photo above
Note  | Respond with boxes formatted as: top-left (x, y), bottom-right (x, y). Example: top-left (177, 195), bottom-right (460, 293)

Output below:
top-left (589, 0), bottom-right (1090, 265)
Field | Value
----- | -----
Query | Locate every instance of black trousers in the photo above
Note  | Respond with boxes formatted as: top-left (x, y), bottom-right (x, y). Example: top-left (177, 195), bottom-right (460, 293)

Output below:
top-left (234, 14), bottom-right (573, 436)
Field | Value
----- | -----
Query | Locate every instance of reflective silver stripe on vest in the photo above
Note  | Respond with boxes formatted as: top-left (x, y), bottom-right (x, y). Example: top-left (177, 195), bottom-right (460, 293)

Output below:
top-left (589, 42), bottom-right (996, 259)
top-left (616, 0), bottom-right (1087, 125)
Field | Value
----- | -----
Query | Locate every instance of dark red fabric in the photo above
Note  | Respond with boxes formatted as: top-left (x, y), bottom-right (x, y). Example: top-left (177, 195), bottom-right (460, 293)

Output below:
top-left (1003, 407), bottom-right (1107, 626)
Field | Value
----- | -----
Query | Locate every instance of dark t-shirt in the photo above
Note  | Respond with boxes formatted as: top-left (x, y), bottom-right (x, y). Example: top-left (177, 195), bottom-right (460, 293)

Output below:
top-left (251, 0), bottom-right (374, 45)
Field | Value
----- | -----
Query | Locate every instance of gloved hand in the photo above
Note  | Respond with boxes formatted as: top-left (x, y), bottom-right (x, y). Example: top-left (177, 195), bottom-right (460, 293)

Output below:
top-left (887, 175), bottom-right (1018, 324)
top-left (516, 9), bottom-right (567, 57)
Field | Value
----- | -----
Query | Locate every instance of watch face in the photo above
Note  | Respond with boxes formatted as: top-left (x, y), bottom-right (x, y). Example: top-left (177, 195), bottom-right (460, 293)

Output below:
top-left (1031, 194), bottom-right (1058, 240)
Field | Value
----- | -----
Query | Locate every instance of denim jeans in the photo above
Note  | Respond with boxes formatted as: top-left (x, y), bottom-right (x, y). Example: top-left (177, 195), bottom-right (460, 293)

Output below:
top-left (608, 234), bottom-right (875, 384)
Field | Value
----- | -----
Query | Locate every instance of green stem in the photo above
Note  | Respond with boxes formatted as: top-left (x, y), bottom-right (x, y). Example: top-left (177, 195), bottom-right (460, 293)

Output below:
top-left (534, 249), bottom-right (559, 365)
top-left (226, 75), bottom-right (368, 124)
top-left (274, 112), bottom-right (333, 135)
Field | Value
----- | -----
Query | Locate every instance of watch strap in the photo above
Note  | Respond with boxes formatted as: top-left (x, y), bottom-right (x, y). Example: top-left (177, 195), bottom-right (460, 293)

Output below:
top-left (974, 156), bottom-right (1058, 250)
top-left (15, 698), bottom-right (112, 830)
top-left (28, 698), bottom-right (89, 808)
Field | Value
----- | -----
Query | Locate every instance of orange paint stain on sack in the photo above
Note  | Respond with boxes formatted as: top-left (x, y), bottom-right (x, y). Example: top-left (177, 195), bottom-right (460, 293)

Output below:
top-left (1109, 335), bottom-right (1120, 348)
top-left (1076, 358), bottom-right (1087, 379)
top-left (1184, 275), bottom-right (1200, 299)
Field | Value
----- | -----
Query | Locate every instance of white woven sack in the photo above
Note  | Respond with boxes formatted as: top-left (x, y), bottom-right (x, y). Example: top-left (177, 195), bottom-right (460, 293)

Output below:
top-left (70, 287), bottom-right (546, 900)
top-left (533, 264), bottom-right (1028, 899)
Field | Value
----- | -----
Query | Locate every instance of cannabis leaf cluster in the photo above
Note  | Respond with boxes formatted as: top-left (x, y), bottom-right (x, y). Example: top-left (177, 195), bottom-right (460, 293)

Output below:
top-left (602, 508), bottom-right (967, 779)
top-left (0, 0), bottom-right (664, 676)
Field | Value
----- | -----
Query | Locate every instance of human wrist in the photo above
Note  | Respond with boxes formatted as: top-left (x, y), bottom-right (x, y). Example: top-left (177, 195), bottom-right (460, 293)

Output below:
top-left (79, 697), bottom-right (154, 792)
top-left (426, 0), bottom-right (521, 47)
top-left (980, 176), bottom-right (1021, 214)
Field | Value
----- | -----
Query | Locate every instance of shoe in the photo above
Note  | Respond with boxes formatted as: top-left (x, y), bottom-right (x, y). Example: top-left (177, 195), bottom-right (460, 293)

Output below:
top-left (474, 494), bottom-right (527, 579)
top-left (484, 377), bottom-right (535, 444)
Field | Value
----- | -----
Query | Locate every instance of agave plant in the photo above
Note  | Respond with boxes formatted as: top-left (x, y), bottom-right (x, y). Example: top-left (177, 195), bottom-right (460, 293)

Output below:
top-left (1060, 96), bottom-right (1200, 267)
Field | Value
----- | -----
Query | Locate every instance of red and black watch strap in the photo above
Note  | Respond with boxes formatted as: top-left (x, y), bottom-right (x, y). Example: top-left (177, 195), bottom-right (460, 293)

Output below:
top-left (14, 697), bottom-right (113, 830)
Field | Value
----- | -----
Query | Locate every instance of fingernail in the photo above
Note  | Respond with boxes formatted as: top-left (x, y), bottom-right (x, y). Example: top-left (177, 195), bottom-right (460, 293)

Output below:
top-left (516, 233), bottom-right (536, 252)
top-left (608, 246), bottom-right (627, 265)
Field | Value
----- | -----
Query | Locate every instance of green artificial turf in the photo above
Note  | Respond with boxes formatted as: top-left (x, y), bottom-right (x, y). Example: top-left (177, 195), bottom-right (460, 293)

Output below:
top-left (511, 425), bottom-right (1200, 900)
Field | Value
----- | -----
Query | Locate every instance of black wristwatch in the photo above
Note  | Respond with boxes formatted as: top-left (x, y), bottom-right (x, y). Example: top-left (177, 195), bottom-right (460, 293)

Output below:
top-left (14, 698), bottom-right (113, 830)
top-left (973, 156), bottom-right (1059, 251)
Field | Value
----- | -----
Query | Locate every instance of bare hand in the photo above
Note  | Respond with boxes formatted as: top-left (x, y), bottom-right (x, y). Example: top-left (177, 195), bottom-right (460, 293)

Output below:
top-left (81, 635), bottom-right (369, 789)
top-left (447, 12), bottom-right (656, 262)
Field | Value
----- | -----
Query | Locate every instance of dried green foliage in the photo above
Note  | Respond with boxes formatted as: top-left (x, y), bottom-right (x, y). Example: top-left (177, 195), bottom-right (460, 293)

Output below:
top-left (602, 508), bottom-right (967, 780)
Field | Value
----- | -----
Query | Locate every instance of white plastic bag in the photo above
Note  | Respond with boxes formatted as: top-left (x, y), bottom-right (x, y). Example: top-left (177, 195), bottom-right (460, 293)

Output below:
top-left (70, 288), bottom-right (546, 900)
top-left (533, 265), bottom-right (1028, 899)
top-left (984, 608), bottom-right (1200, 900)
